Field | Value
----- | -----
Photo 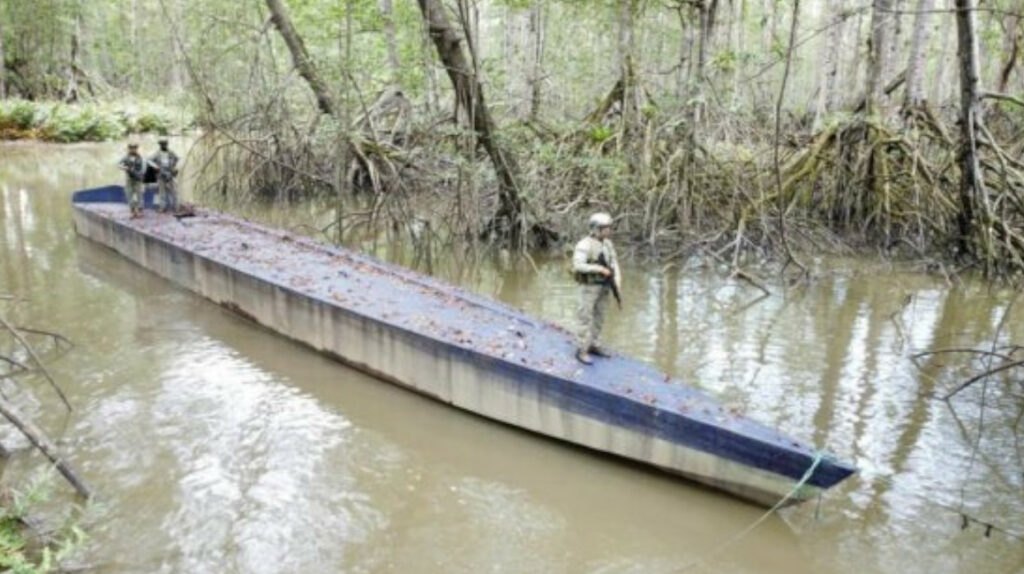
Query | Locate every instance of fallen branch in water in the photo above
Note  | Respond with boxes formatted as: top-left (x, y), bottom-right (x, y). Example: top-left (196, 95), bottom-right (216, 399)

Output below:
top-left (912, 342), bottom-right (1024, 400)
top-left (942, 358), bottom-right (1024, 401)
top-left (911, 346), bottom-right (1021, 363)
top-left (14, 326), bottom-right (74, 352)
top-left (0, 353), bottom-right (31, 376)
top-left (0, 397), bottom-right (92, 499)
top-left (0, 315), bottom-right (72, 412)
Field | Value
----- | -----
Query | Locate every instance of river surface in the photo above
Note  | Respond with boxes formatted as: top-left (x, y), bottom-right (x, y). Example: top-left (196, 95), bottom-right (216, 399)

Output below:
top-left (1, 141), bottom-right (1022, 574)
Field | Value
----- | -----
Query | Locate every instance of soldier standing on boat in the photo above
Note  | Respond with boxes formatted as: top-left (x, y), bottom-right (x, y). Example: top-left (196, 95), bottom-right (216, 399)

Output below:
top-left (572, 212), bottom-right (621, 365)
top-left (148, 137), bottom-right (179, 213)
top-left (118, 142), bottom-right (146, 218)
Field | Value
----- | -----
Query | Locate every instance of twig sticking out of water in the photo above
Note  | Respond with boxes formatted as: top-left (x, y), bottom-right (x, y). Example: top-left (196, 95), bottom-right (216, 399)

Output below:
top-left (0, 314), bottom-right (73, 412)
top-left (911, 345), bottom-right (1024, 400)
top-left (0, 301), bottom-right (91, 498)
top-left (942, 358), bottom-right (1024, 401)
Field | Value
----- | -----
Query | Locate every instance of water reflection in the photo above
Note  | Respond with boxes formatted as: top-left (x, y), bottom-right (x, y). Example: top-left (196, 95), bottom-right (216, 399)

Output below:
top-left (1, 142), bottom-right (1023, 573)
top-left (74, 240), bottom-right (810, 574)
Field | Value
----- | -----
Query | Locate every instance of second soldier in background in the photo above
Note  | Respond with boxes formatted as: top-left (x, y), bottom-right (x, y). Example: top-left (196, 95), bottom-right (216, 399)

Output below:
top-left (148, 138), bottom-right (179, 213)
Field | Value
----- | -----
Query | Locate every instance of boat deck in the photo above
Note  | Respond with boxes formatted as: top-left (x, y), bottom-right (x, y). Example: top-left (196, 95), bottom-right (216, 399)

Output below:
top-left (72, 187), bottom-right (855, 506)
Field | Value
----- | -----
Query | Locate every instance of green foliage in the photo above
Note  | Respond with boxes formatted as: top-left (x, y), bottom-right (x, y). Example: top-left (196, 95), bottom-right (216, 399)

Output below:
top-left (0, 471), bottom-right (87, 574)
top-left (119, 105), bottom-right (176, 135)
top-left (40, 105), bottom-right (126, 143)
top-left (0, 100), bottom-right (45, 131)
top-left (0, 99), bottom-right (183, 142)
top-left (589, 125), bottom-right (614, 143)
top-left (712, 50), bottom-right (737, 74)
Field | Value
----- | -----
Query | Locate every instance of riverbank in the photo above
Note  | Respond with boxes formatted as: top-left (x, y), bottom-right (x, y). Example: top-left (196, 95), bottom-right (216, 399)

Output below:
top-left (0, 99), bottom-right (188, 143)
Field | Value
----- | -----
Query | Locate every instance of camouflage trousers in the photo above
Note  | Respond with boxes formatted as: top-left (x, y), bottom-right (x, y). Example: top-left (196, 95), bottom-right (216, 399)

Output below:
top-left (576, 284), bottom-right (611, 351)
top-left (126, 180), bottom-right (144, 210)
top-left (158, 179), bottom-right (177, 211)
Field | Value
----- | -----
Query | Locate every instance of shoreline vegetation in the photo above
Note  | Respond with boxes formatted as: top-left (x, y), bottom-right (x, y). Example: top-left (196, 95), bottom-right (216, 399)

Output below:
top-left (1, 1), bottom-right (1022, 278)
top-left (0, 303), bottom-right (92, 573)
top-left (0, 99), bottom-right (184, 143)
top-left (0, 472), bottom-right (87, 574)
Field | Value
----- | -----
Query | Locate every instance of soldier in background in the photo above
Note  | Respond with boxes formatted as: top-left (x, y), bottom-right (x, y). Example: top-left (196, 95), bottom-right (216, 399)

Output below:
top-left (118, 142), bottom-right (146, 218)
top-left (571, 212), bottom-right (621, 365)
top-left (148, 137), bottom-right (179, 213)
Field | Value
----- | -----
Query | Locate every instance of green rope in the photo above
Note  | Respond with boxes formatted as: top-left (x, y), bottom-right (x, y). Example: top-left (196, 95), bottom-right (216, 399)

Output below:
top-left (673, 452), bottom-right (825, 573)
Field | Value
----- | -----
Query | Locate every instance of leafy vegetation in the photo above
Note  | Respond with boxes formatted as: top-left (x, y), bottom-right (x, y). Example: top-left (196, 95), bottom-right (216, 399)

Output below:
top-left (0, 471), bottom-right (87, 574)
top-left (0, 0), bottom-right (1022, 274)
top-left (0, 100), bottom-right (182, 142)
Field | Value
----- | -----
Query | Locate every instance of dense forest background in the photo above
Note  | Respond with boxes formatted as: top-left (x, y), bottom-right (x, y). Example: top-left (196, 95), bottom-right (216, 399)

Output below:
top-left (1, 0), bottom-right (1023, 276)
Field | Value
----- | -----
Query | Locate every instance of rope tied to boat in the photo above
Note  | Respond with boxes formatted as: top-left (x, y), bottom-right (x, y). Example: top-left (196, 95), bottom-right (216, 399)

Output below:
top-left (673, 451), bottom-right (826, 573)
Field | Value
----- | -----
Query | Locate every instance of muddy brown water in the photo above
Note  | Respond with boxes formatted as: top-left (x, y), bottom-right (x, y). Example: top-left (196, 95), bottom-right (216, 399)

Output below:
top-left (1, 141), bottom-right (1022, 573)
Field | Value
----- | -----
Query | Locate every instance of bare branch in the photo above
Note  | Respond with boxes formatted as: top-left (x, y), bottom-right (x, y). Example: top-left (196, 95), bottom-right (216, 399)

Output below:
top-left (980, 90), bottom-right (1024, 109)
top-left (943, 358), bottom-right (1024, 400)
top-left (0, 315), bottom-right (72, 412)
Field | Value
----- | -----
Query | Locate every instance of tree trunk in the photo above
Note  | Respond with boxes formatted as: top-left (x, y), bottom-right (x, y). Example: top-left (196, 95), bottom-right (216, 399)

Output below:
top-left (379, 0), bottom-right (401, 86)
top-left (420, 17), bottom-right (439, 112)
top-left (954, 0), bottom-right (986, 253)
top-left (775, 0), bottom-right (801, 262)
top-left (76, 3), bottom-right (103, 96)
top-left (503, 6), bottom-right (514, 108)
top-left (618, 0), bottom-right (639, 143)
top-left (845, 7), bottom-right (866, 107)
top-left (813, 0), bottom-right (843, 128)
top-left (902, 0), bottom-right (933, 110)
top-left (264, 0), bottom-right (336, 115)
top-left (707, 0), bottom-right (720, 52)
top-left (730, 0), bottom-right (746, 108)
top-left (693, 1), bottom-right (710, 128)
top-left (416, 0), bottom-right (524, 240)
top-left (337, 0), bottom-right (353, 240)
top-left (65, 3), bottom-right (81, 103)
top-left (651, 9), bottom-right (666, 94)
top-left (527, 2), bottom-right (544, 122)
top-left (887, 0), bottom-right (904, 77)
top-left (997, 14), bottom-right (1021, 94)
top-left (130, 0), bottom-right (138, 91)
top-left (761, 0), bottom-right (773, 54)
top-left (97, 6), bottom-right (115, 86)
top-left (170, 0), bottom-right (187, 92)
top-left (0, 11), bottom-right (6, 99)
top-left (676, 8), bottom-right (693, 100)
top-left (866, 0), bottom-right (893, 117)
top-left (930, 0), bottom-right (954, 105)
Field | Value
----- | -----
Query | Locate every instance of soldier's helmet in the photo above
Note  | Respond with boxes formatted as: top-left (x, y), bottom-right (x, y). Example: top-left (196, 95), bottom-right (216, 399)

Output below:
top-left (127, 142), bottom-right (139, 150)
top-left (588, 212), bottom-right (613, 229)
top-left (157, 137), bottom-right (169, 144)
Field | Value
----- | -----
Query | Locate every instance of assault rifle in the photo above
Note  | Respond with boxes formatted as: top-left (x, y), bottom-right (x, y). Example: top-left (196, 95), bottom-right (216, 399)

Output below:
top-left (597, 251), bottom-right (622, 309)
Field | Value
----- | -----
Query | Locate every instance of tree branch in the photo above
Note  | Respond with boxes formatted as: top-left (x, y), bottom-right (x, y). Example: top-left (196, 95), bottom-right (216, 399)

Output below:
top-left (980, 90), bottom-right (1024, 109)
top-left (0, 315), bottom-right (72, 412)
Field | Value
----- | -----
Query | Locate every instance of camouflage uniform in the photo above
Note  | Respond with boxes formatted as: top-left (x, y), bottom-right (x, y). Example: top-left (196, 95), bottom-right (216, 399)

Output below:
top-left (149, 146), bottom-right (179, 212)
top-left (118, 151), bottom-right (146, 215)
top-left (572, 234), bottom-right (620, 356)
